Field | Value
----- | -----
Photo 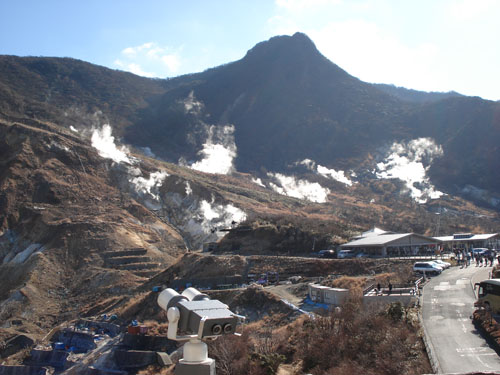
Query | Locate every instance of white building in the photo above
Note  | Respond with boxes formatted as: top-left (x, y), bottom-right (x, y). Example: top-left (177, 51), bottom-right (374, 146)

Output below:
top-left (433, 233), bottom-right (500, 250)
top-left (340, 228), bottom-right (441, 257)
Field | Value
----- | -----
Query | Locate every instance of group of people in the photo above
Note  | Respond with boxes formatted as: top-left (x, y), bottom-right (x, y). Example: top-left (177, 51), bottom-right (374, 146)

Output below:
top-left (454, 249), bottom-right (497, 268)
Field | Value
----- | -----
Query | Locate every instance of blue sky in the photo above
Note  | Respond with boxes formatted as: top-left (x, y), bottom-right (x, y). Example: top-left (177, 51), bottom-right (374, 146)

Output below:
top-left (1, 0), bottom-right (499, 101)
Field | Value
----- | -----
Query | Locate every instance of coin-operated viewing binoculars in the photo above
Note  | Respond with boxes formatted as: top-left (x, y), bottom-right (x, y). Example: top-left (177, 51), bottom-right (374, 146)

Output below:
top-left (158, 287), bottom-right (245, 375)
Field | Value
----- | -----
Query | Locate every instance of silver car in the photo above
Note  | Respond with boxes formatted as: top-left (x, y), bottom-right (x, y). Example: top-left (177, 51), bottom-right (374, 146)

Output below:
top-left (413, 262), bottom-right (442, 275)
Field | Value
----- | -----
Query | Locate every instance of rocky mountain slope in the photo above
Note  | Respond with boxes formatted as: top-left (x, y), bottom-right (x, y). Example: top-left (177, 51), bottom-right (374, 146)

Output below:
top-left (1, 33), bottom-right (500, 208)
top-left (1, 33), bottom-right (500, 342)
top-left (1, 114), bottom-right (498, 332)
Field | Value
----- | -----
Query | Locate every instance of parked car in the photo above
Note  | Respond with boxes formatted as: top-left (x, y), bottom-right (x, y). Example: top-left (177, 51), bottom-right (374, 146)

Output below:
top-left (431, 260), bottom-right (451, 269)
top-left (318, 249), bottom-right (336, 258)
top-left (356, 252), bottom-right (369, 258)
top-left (472, 248), bottom-right (488, 256)
top-left (337, 250), bottom-right (356, 259)
top-left (413, 262), bottom-right (442, 275)
top-left (423, 261), bottom-right (445, 271)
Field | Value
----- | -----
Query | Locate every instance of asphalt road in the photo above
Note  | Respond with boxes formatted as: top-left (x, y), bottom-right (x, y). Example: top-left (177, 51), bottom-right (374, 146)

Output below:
top-left (422, 264), bottom-right (500, 373)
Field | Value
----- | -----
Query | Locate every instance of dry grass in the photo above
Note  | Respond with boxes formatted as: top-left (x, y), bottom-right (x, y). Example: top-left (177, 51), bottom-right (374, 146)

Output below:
top-left (207, 297), bottom-right (431, 375)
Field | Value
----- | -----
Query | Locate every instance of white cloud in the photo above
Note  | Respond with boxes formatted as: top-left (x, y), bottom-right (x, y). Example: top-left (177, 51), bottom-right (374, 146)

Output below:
top-left (449, 0), bottom-right (495, 21)
top-left (268, 0), bottom-right (500, 99)
top-left (308, 20), bottom-right (438, 92)
top-left (161, 54), bottom-right (181, 72)
top-left (276, 0), bottom-right (341, 12)
top-left (114, 59), bottom-right (154, 77)
top-left (121, 42), bottom-right (154, 56)
top-left (126, 63), bottom-right (155, 77)
top-left (122, 47), bottom-right (136, 56)
top-left (114, 42), bottom-right (182, 77)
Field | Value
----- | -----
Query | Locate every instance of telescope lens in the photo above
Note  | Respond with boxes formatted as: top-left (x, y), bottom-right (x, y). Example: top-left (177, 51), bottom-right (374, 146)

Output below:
top-left (223, 324), bottom-right (233, 334)
top-left (212, 324), bottom-right (223, 335)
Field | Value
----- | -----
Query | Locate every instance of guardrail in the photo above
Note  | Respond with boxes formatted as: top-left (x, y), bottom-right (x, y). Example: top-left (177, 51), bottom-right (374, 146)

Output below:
top-left (363, 284), bottom-right (374, 295)
top-left (418, 311), bottom-right (442, 374)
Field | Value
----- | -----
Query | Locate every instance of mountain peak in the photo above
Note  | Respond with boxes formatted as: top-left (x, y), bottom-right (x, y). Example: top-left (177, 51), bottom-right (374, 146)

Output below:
top-left (244, 32), bottom-right (321, 62)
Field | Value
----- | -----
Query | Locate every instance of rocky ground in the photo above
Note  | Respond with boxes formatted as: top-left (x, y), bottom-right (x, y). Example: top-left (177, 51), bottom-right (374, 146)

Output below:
top-left (0, 115), bottom-right (495, 374)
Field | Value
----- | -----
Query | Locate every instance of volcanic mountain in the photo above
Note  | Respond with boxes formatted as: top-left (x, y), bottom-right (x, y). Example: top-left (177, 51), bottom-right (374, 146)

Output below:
top-left (1, 33), bottom-right (500, 339)
top-left (1, 32), bottom-right (499, 207)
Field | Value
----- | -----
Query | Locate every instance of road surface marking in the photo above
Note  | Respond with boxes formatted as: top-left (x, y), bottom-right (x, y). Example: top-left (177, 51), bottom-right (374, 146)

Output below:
top-left (456, 347), bottom-right (491, 353)
top-left (429, 315), bottom-right (444, 321)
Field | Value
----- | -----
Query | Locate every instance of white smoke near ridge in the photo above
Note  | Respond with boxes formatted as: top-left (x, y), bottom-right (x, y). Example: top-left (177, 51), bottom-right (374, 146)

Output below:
top-left (130, 171), bottom-right (168, 201)
top-left (90, 125), bottom-right (169, 207)
top-left (176, 197), bottom-right (247, 247)
top-left (299, 159), bottom-right (353, 186)
top-left (252, 177), bottom-right (265, 187)
top-left (91, 124), bottom-right (131, 164)
top-left (317, 166), bottom-right (353, 186)
top-left (376, 137), bottom-right (444, 203)
top-left (184, 91), bottom-right (204, 114)
top-left (89, 123), bottom-right (246, 248)
top-left (268, 173), bottom-right (330, 203)
top-left (185, 182), bottom-right (193, 196)
top-left (190, 125), bottom-right (237, 175)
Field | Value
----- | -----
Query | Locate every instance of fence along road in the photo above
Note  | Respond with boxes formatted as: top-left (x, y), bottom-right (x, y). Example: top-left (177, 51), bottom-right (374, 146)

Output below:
top-left (422, 264), bottom-right (500, 373)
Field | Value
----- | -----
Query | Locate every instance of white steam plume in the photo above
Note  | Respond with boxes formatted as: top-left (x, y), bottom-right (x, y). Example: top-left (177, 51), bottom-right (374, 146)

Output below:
top-left (130, 171), bottom-right (168, 201)
top-left (184, 91), bottom-right (204, 114)
top-left (252, 177), bottom-right (265, 187)
top-left (183, 199), bottom-right (247, 245)
top-left (185, 182), bottom-right (193, 196)
top-left (91, 124), bottom-right (131, 164)
top-left (299, 159), bottom-right (353, 186)
top-left (376, 137), bottom-right (444, 203)
top-left (268, 173), bottom-right (330, 203)
top-left (190, 125), bottom-right (237, 175)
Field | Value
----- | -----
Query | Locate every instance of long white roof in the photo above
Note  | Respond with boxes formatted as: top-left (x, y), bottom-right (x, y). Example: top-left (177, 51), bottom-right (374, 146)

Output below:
top-left (341, 233), bottom-right (440, 248)
top-left (434, 233), bottom-right (499, 242)
top-left (362, 227), bottom-right (392, 237)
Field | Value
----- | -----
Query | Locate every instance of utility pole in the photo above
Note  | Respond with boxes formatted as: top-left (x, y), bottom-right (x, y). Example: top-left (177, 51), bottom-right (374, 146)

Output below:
top-left (435, 201), bottom-right (442, 237)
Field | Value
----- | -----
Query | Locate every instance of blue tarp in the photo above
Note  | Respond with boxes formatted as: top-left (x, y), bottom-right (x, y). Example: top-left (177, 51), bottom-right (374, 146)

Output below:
top-left (303, 297), bottom-right (329, 310)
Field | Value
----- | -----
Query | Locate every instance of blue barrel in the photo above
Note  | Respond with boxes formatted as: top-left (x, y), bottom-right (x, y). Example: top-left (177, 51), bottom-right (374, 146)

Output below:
top-left (54, 342), bottom-right (65, 350)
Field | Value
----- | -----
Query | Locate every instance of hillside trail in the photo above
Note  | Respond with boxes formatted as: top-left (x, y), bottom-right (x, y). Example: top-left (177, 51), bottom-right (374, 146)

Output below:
top-left (265, 283), bottom-right (306, 305)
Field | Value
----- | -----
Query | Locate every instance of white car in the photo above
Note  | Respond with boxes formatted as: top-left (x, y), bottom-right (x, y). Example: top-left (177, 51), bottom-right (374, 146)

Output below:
top-left (413, 262), bottom-right (442, 275)
top-left (432, 259), bottom-right (451, 269)
top-left (337, 250), bottom-right (355, 259)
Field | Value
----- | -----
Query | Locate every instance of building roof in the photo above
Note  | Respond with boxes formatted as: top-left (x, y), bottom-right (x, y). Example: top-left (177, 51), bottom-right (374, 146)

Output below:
top-left (341, 233), bottom-right (441, 248)
top-left (434, 233), bottom-right (499, 242)
top-left (352, 227), bottom-right (393, 240)
top-left (308, 283), bottom-right (348, 292)
top-left (362, 227), bottom-right (391, 237)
